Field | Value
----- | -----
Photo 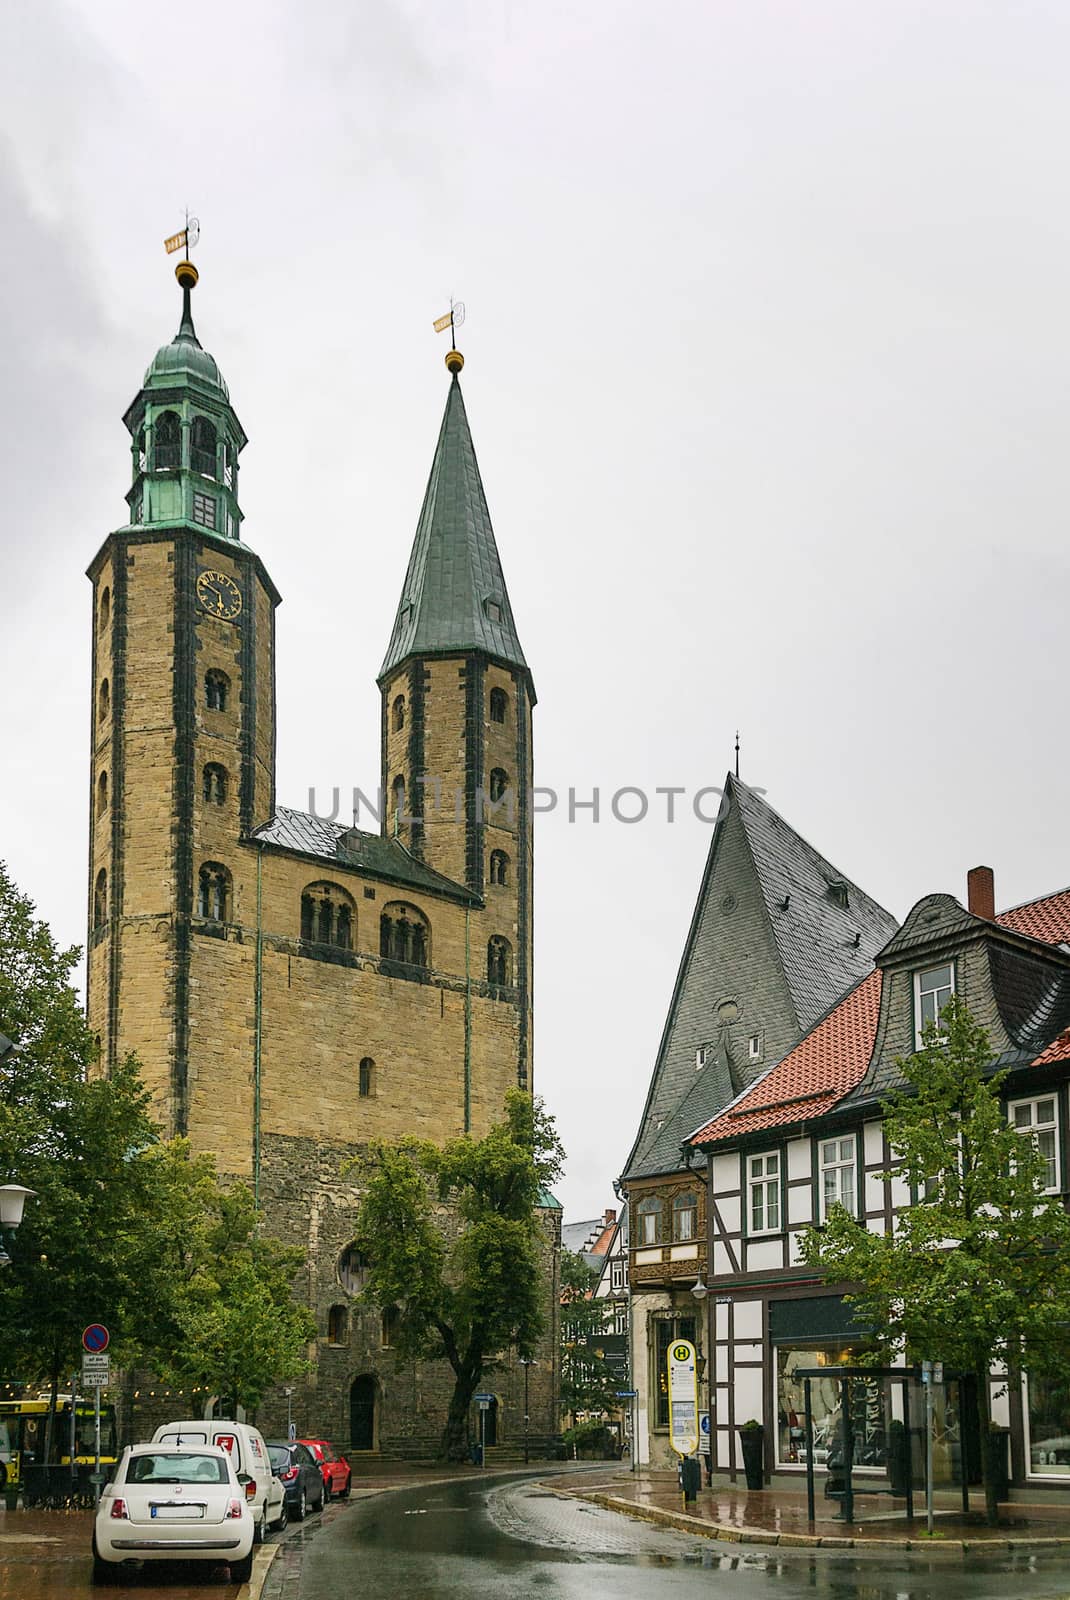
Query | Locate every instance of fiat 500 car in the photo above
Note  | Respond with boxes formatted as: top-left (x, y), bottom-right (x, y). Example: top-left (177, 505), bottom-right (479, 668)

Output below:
top-left (92, 1442), bottom-right (254, 1585)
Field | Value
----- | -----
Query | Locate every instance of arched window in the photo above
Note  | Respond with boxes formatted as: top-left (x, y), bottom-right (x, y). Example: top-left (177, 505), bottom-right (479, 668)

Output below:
top-left (97, 771), bottom-right (108, 817)
top-left (672, 1192), bottom-right (697, 1242)
top-left (487, 935), bottom-right (512, 987)
top-left (98, 587), bottom-right (110, 632)
top-left (190, 415), bottom-right (218, 478)
top-left (203, 763), bottom-right (227, 805)
top-left (327, 1305), bottom-right (349, 1345)
top-left (205, 669), bottom-right (229, 712)
top-left (489, 687), bottom-right (508, 724)
top-left (381, 1306), bottom-right (400, 1349)
top-left (153, 410), bottom-right (180, 471)
top-left (489, 850), bottom-right (509, 886)
top-left (98, 678), bottom-right (110, 725)
top-left (636, 1195), bottom-right (662, 1246)
top-left (299, 883), bottom-right (355, 950)
top-left (379, 902), bottom-right (430, 968)
top-left (359, 1057), bottom-right (374, 1097)
top-left (390, 775), bottom-right (406, 830)
top-left (337, 1245), bottom-right (369, 1295)
top-left (197, 862), bottom-right (231, 922)
top-left (489, 768), bottom-right (509, 804)
top-left (223, 441), bottom-right (235, 489)
top-left (93, 868), bottom-right (107, 929)
top-left (392, 695), bottom-right (405, 732)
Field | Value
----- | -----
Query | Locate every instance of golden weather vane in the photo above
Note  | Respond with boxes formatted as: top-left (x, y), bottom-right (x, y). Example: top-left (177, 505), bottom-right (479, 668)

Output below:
top-left (432, 297), bottom-right (466, 373)
top-left (163, 209), bottom-right (201, 258)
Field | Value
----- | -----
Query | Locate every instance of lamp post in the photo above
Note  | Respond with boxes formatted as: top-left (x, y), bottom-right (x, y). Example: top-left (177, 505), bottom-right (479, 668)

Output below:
top-left (0, 1186), bottom-right (37, 1269)
top-left (518, 1359), bottom-right (535, 1465)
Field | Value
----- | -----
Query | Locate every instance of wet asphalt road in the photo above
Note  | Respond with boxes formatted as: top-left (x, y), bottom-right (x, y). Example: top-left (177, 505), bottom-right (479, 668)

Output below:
top-left (263, 1474), bottom-right (1070, 1600)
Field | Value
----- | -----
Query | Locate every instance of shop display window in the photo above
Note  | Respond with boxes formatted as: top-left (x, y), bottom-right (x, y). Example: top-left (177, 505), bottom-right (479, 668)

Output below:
top-left (653, 1315), bottom-right (696, 1429)
top-left (1026, 1372), bottom-right (1070, 1475)
top-left (776, 1343), bottom-right (886, 1470)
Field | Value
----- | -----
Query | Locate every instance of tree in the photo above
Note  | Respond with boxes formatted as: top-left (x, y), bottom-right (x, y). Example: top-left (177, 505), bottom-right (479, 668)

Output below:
top-left (800, 997), bottom-right (1070, 1525)
top-left (348, 1091), bottom-right (563, 1460)
top-left (559, 1249), bottom-right (622, 1426)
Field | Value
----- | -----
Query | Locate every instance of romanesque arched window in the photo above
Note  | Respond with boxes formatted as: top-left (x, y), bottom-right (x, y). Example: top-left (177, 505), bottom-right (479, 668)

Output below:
top-left (98, 678), bottom-right (110, 725)
top-left (392, 695), bottom-right (405, 732)
top-left (489, 850), bottom-right (509, 886)
top-left (636, 1195), bottom-right (662, 1246)
top-left (673, 1191), bottom-right (697, 1242)
top-left (153, 410), bottom-right (180, 471)
top-left (327, 1305), bottom-right (349, 1345)
top-left (300, 883), bottom-right (355, 950)
top-left (190, 415), bottom-right (218, 478)
top-left (390, 775), bottom-right (406, 830)
top-left (488, 768), bottom-right (509, 804)
top-left (203, 763), bottom-right (227, 805)
top-left (359, 1057), bottom-right (374, 1098)
top-left (379, 902), bottom-right (430, 968)
top-left (197, 862), bottom-right (231, 922)
top-left (487, 935), bottom-right (512, 987)
top-left (205, 669), bottom-right (229, 712)
top-left (97, 771), bottom-right (108, 817)
top-left (99, 587), bottom-right (110, 632)
top-left (337, 1245), bottom-right (369, 1295)
top-left (93, 868), bottom-right (107, 929)
top-left (489, 687), bottom-right (508, 724)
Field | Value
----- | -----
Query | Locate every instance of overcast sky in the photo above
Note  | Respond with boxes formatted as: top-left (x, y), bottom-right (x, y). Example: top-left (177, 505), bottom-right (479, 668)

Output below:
top-left (2, 0), bottom-right (1069, 1222)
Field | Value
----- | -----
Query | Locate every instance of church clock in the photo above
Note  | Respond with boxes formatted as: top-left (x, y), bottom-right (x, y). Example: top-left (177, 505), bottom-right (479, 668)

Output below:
top-left (196, 569), bottom-right (243, 620)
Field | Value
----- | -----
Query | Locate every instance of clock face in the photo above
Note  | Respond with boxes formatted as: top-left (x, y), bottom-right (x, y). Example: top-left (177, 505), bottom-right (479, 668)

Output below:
top-left (196, 569), bottom-right (243, 621)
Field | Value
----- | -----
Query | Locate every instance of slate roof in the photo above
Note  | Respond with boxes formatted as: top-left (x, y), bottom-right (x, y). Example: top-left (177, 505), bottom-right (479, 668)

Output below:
top-left (249, 806), bottom-right (478, 903)
top-left (379, 376), bottom-right (529, 683)
top-left (690, 971), bottom-right (883, 1147)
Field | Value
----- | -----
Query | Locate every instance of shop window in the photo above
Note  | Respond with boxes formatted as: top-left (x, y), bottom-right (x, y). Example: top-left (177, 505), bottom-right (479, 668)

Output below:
top-left (98, 678), bottom-right (110, 725)
top-left (300, 883), bottom-right (354, 950)
top-left (93, 868), bottom-right (107, 929)
top-left (337, 1245), bottom-right (369, 1295)
top-left (392, 695), bottom-right (405, 732)
top-left (153, 410), bottom-right (180, 470)
top-left (327, 1305), bottom-right (348, 1345)
top-left (359, 1057), bottom-right (374, 1097)
top-left (1010, 1096), bottom-right (1060, 1193)
top-left (672, 1191), bottom-right (697, 1242)
top-left (776, 1343), bottom-right (885, 1470)
top-left (636, 1195), bottom-right (662, 1247)
top-left (489, 850), bottom-right (509, 886)
top-left (914, 961), bottom-right (954, 1046)
top-left (203, 763), bottom-right (227, 805)
top-left (1026, 1370), bottom-right (1070, 1475)
top-left (489, 687), bottom-right (507, 723)
top-left (747, 1151), bottom-right (781, 1234)
top-left (487, 935), bottom-right (512, 987)
top-left (653, 1315), bottom-right (696, 1429)
top-left (197, 862), bottom-right (231, 922)
top-left (379, 902), bottom-right (429, 968)
top-left (205, 669), bottom-right (229, 712)
top-left (820, 1137), bottom-right (857, 1219)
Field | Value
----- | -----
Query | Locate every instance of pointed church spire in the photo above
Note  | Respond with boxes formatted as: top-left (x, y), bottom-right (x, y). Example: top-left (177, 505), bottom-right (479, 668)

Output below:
top-left (379, 369), bottom-right (529, 683)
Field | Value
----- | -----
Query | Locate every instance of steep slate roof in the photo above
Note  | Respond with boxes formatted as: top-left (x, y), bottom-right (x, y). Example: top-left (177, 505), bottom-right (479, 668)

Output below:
top-left (250, 806), bottom-right (478, 903)
top-left (379, 376), bottom-right (529, 682)
top-left (622, 776), bottom-right (896, 1181)
top-left (690, 972), bottom-right (883, 1146)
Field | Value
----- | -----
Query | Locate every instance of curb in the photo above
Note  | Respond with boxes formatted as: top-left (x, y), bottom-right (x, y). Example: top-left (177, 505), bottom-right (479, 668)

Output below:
top-left (562, 1488), bottom-right (1070, 1555)
top-left (239, 1541), bottom-right (279, 1600)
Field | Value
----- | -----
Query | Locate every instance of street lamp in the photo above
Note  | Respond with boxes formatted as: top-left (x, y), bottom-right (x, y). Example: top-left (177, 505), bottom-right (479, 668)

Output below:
top-left (518, 1358), bottom-right (535, 1465)
top-left (690, 1274), bottom-right (709, 1301)
top-left (0, 1186), bottom-right (37, 1268)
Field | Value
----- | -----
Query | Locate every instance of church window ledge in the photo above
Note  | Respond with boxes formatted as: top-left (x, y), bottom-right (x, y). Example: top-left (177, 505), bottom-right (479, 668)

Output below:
top-left (297, 940), bottom-right (360, 970)
top-left (377, 956), bottom-right (431, 985)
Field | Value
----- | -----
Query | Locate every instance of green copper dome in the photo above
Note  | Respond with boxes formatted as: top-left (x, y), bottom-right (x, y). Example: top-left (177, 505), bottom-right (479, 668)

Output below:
top-left (143, 293), bottom-right (229, 400)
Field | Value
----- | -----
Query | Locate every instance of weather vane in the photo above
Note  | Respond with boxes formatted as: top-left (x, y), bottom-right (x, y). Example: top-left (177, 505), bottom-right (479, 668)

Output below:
top-left (163, 209), bottom-right (200, 259)
top-left (432, 297), bottom-right (466, 373)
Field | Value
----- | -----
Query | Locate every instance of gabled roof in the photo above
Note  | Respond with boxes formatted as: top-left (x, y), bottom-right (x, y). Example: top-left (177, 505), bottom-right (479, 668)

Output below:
top-left (249, 807), bottom-right (478, 903)
top-left (379, 376), bottom-right (529, 684)
top-left (690, 971), bottom-right (883, 1147)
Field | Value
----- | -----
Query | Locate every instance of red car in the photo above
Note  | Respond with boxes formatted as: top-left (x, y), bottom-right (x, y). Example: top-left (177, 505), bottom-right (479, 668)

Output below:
top-left (298, 1439), bottom-right (351, 1501)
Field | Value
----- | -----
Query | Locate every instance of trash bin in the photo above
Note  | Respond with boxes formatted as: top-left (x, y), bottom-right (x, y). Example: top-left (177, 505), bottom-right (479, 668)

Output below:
top-left (469, 1442), bottom-right (484, 1467)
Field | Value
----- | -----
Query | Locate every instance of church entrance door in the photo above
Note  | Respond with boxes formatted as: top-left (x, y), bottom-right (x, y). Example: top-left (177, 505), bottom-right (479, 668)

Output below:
top-left (350, 1375), bottom-right (378, 1451)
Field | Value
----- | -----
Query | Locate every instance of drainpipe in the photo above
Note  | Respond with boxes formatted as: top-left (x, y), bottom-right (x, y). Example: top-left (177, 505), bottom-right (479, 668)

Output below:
top-left (253, 841), bottom-right (264, 1210)
top-left (464, 904), bottom-right (472, 1132)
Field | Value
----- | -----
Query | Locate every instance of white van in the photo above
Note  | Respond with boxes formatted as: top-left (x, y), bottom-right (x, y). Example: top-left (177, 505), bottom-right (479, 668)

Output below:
top-left (150, 1419), bottom-right (286, 1542)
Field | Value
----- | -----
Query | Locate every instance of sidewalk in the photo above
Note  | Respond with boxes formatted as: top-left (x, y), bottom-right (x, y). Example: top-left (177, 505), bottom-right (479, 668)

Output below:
top-left (547, 1467), bottom-right (1070, 1552)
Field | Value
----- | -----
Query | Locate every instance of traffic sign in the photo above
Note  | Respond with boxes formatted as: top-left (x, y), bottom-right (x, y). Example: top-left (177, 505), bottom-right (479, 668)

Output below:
top-left (83, 1324), bottom-right (109, 1353)
top-left (82, 1353), bottom-right (110, 1387)
top-left (614, 1390), bottom-right (638, 1398)
top-left (474, 1393), bottom-right (494, 1403)
top-left (667, 1338), bottom-right (699, 1457)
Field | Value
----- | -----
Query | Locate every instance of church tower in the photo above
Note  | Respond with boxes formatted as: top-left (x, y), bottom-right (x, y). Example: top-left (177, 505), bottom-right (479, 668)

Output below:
top-left (86, 259), bottom-right (279, 1138)
top-left (378, 347), bottom-right (534, 1091)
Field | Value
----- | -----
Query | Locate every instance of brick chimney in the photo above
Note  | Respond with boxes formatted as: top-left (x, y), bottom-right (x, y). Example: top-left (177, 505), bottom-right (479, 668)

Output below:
top-left (604, 1208), bottom-right (616, 1226)
top-left (967, 865), bottom-right (995, 921)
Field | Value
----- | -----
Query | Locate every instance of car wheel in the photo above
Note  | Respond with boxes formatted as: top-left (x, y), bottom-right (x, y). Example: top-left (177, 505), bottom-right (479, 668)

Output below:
top-left (272, 1500), bottom-right (288, 1533)
top-left (322, 1477), bottom-right (331, 1503)
top-left (294, 1487), bottom-right (306, 1522)
top-left (230, 1552), bottom-right (254, 1584)
top-left (253, 1509), bottom-right (265, 1545)
top-left (91, 1541), bottom-right (118, 1586)
top-left (316, 1481), bottom-right (325, 1512)
top-left (341, 1475), bottom-right (350, 1499)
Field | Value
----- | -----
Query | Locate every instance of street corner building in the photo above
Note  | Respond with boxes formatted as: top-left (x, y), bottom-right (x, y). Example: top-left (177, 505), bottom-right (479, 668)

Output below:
top-left (620, 773), bottom-right (1070, 1496)
top-left (83, 262), bottom-right (559, 1456)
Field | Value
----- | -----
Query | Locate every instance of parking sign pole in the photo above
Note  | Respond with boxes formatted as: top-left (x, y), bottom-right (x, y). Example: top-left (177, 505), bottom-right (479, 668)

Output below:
top-left (94, 1385), bottom-right (101, 1506)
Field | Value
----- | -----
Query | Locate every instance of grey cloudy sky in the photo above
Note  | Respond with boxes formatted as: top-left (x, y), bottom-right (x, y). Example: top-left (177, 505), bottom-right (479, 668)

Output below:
top-left (2, 0), bottom-right (1068, 1221)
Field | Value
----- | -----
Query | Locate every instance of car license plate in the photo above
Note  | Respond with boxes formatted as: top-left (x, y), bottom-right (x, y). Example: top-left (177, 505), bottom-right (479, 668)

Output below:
top-left (150, 1503), bottom-right (204, 1519)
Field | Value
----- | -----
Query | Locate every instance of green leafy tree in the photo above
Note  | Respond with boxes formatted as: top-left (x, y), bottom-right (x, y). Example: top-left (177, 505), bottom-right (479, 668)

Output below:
top-left (348, 1091), bottom-right (563, 1460)
top-left (559, 1248), bottom-right (622, 1426)
top-left (800, 997), bottom-right (1070, 1524)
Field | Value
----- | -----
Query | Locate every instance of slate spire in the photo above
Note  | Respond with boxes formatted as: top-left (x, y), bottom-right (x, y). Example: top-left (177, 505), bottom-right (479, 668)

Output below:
top-left (379, 372), bottom-right (529, 683)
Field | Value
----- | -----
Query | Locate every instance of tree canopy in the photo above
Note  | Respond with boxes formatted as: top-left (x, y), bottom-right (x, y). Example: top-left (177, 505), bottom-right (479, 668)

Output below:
top-left (559, 1248), bottom-right (622, 1425)
top-left (348, 1090), bottom-right (563, 1459)
top-left (800, 996), bottom-right (1070, 1523)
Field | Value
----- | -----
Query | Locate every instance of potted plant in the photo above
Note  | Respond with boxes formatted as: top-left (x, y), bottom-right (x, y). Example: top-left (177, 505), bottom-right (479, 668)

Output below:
top-left (737, 1419), bottom-right (764, 1490)
top-left (886, 1419), bottom-right (909, 1495)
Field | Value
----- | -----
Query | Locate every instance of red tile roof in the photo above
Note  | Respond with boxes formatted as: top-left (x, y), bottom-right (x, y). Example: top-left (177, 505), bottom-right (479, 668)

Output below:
top-left (690, 971), bottom-right (883, 1147)
top-left (688, 886), bottom-right (1070, 1150)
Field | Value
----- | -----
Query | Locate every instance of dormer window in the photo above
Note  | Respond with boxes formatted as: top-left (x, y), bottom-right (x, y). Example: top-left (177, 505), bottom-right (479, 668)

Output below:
top-left (828, 879), bottom-right (850, 909)
top-left (484, 597), bottom-right (502, 623)
top-left (914, 961), bottom-right (954, 1047)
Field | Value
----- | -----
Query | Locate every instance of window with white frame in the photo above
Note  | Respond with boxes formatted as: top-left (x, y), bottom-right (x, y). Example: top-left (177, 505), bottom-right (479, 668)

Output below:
top-left (820, 1136), bottom-right (857, 1218)
top-left (611, 1259), bottom-right (624, 1291)
top-left (747, 1151), bottom-right (781, 1234)
top-left (1010, 1096), bottom-right (1060, 1193)
top-left (914, 961), bottom-right (954, 1046)
top-left (636, 1195), bottom-right (662, 1246)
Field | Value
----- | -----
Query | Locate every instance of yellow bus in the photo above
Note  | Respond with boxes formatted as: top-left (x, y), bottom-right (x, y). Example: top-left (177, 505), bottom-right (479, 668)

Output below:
top-left (0, 1396), bottom-right (118, 1486)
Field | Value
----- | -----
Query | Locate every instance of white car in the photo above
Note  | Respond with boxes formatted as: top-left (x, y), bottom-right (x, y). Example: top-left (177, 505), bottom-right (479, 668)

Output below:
top-left (151, 1419), bottom-right (286, 1544)
top-left (92, 1442), bottom-right (254, 1585)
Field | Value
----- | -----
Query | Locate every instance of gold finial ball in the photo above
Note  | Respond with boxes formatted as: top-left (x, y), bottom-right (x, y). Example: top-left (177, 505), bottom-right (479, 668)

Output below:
top-left (175, 260), bottom-right (199, 290)
top-left (445, 348), bottom-right (464, 374)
